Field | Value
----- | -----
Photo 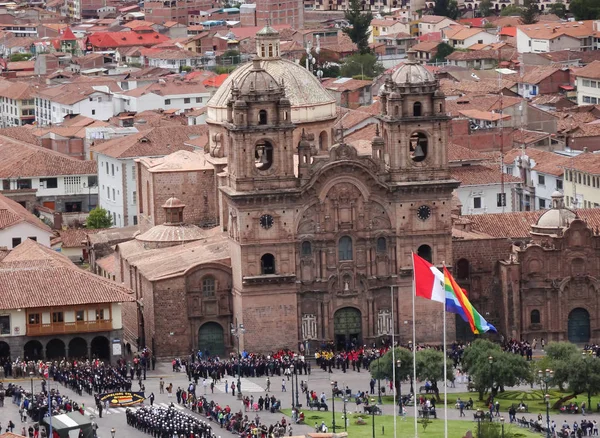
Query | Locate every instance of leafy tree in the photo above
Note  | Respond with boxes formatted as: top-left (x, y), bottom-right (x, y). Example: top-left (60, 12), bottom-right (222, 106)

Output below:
top-left (340, 53), bottom-right (384, 79)
top-left (520, 0), bottom-right (539, 24)
top-left (343, 0), bottom-right (373, 54)
top-left (369, 347), bottom-right (414, 395)
top-left (548, 0), bottom-right (567, 18)
top-left (566, 353), bottom-right (600, 410)
top-left (10, 53), bottom-right (32, 62)
top-left (86, 207), bottom-right (112, 229)
top-left (415, 349), bottom-right (454, 401)
top-left (570, 0), bottom-right (600, 20)
top-left (500, 4), bottom-right (524, 16)
top-left (538, 342), bottom-right (579, 392)
top-left (432, 42), bottom-right (454, 63)
top-left (433, 0), bottom-right (460, 20)
top-left (479, 0), bottom-right (492, 17)
top-left (221, 49), bottom-right (241, 65)
top-left (462, 339), bottom-right (532, 401)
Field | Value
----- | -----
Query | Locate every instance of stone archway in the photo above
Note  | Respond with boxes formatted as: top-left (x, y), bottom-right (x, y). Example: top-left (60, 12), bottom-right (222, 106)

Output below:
top-left (69, 337), bottom-right (88, 359)
top-left (198, 322), bottom-right (225, 357)
top-left (46, 339), bottom-right (66, 360)
top-left (24, 340), bottom-right (43, 361)
top-left (91, 336), bottom-right (110, 360)
top-left (568, 308), bottom-right (590, 343)
top-left (334, 307), bottom-right (362, 350)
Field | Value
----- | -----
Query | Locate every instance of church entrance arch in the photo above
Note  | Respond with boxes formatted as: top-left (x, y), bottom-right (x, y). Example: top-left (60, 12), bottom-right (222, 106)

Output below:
top-left (198, 322), bottom-right (225, 357)
top-left (334, 307), bottom-right (362, 350)
top-left (568, 308), bottom-right (590, 344)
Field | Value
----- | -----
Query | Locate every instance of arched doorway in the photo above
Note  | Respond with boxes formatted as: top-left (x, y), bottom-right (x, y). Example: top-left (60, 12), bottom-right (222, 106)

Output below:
top-left (198, 322), bottom-right (225, 357)
top-left (46, 339), bottom-right (66, 360)
top-left (24, 340), bottom-right (43, 361)
top-left (0, 341), bottom-right (10, 361)
top-left (334, 307), bottom-right (362, 350)
top-left (69, 337), bottom-right (88, 359)
top-left (417, 244), bottom-right (432, 263)
top-left (568, 308), bottom-right (590, 343)
top-left (319, 131), bottom-right (328, 150)
top-left (91, 336), bottom-right (110, 360)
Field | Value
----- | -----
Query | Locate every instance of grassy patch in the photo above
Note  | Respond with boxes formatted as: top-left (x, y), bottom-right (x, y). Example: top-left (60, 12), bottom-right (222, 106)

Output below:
top-left (281, 409), bottom-right (540, 438)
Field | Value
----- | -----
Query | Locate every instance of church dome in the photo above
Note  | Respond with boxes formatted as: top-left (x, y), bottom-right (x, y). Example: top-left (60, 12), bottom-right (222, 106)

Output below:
top-left (391, 50), bottom-right (436, 86)
top-left (207, 26), bottom-right (336, 125)
top-left (163, 197), bottom-right (185, 208)
top-left (532, 191), bottom-right (577, 235)
top-left (237, 60), bottom-right (279, 95)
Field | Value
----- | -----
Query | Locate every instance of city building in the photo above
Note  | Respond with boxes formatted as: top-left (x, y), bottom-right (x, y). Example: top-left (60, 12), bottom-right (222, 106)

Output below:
top-left (0, 82), bottom-right (36, 128)
top-left (516, 21), bottom-right (596, 54)
top-left (143, 0), bottom-right (216, 25)
top-left (0, 193), bottom-right (53, 249)
top-left (0, 238), bottom-right (133, 361)
top-left (575, 60), bottom-right (600, 105)
top-left (255, 0), bottom-right (303, 29)
top-left (563, 149), bottom-right (600, 209)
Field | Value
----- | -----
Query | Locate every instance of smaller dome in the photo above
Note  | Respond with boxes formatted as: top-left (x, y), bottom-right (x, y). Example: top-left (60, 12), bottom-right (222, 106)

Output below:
top-left (163, 197), bottom-right (185, 208)
top-left (257, 25), bottom-right (279, 36)
top-left (237, 59), bottom-right (279, 95)
top-left (536, 209), bottom-right (577, 228)
top-left (552, 190), bottom-right (563, 198)
top-left (391, 50), bottom-right (435, 86)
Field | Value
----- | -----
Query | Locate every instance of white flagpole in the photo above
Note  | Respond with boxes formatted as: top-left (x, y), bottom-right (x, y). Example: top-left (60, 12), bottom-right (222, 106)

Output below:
top-left (391, 285), bottom-right (397, 438)
top-left (412, 269), bottom-right (418, 438)
top-left (442, 262), bottom-right (448, 438)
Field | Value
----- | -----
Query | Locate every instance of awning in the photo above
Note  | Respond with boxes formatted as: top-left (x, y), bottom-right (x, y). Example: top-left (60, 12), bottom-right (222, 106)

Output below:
top-left (559, 85), bottom-right (575, 91)
top-left (41, 412), bottom-right (93, 438)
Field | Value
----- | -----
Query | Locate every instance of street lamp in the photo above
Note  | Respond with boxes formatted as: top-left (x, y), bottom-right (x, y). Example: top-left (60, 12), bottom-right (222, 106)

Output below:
top-left (231, 322), bottom-right (246, 399)
top-left (396, 359), bottom-right (402, 400)
top-left (476, 409), bottom-right (483, 437)
top-left (538, 368), bottom-right (553, 438)
top-left (582, 351), bottom-right (593, 410)
top-left (501, 416), bottom-right (505, 438)
top-left (343, 397), bottom-right (348, 432)
top-left (29, 371), bottom-right (34, 404)
top-left (294, 362), bottom-right (300, 408)
top-left (290, 364), bottom-right (295, 408)
top-left (330, 381), bottom-right (337, 432)
top-left (371, 398), bottom-right (376, 438)
top-left (110, 428), bottom-right (115, 438)
top-left (377, 351), bottom-right (382, 403)
top-left (488, 356), bottom-right (494, 400)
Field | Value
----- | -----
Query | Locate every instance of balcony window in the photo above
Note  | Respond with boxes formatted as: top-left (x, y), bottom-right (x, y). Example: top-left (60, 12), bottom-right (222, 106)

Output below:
top-left (28, 313), bottom-right (40, 325)
top-left (52, 312), bottom-right (64, 323)
top-left (0, 315), bottom-right (9, 335)
top-left (76, 310), bottom-right (85, 321)
top-left (96, 309), bottom-right (104, 320)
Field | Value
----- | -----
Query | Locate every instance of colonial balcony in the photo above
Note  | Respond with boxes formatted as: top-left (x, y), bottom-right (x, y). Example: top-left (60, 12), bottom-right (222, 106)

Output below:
top-left (27, 320), bottom-right (113, 336)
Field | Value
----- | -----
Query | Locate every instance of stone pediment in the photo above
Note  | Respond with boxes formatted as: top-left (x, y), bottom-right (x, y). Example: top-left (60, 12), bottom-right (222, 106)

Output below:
top-left (329, 142), bottom-right (359, 161)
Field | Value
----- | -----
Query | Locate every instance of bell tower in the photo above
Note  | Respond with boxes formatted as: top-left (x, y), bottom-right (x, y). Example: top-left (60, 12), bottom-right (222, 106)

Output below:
top-left (379, 51), bottom-right (449, 183)
top-left (223, 58), bottom-right (296, 192)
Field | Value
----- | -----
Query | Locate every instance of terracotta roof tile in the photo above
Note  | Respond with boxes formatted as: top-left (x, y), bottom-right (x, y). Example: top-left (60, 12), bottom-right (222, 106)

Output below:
top-left (92, 125), bottom-right (207, 158)
top-left (447, 143), bottom-right (486, 162)
top-left (520, 66), bottom-right (564, 85)
top-left (0, 239), bottom-right (133, 309)
top-left (451, 164), bottom-right (522, 185)
top-left (464, 211), bottom-right (541, 238)
top-left (567, 150), bottom-right (600, 174)
top-left (96, 252), bottom-right (117, 275)
top-left (411, 41), bottom-right (440, 52)
top-left (575, 60), bottom-right (600, 80)
top-left (502, 147), bottom-right (570, 177)
top-left (57, 228), bottom-right (102, 248)
top-left (445, 26), bottom-right (487, 41)
top-left (0, 193), bottom-right (51, 232)
top-left (322, 77), bottom-right (373, 92)
top-left (517, 20), bottom-right (594, 41)
top-left (0, 139), bottom-right (96, 178)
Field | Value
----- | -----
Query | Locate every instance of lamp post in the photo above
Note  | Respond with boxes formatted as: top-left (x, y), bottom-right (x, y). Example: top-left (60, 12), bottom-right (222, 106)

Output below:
top-left (377, 351), bottom-right (382, 403)
top-left (290, 364), bottom-right (295, 408)
top-left (488, 356), bottom-right (494, 401)
top-left (111, 428), bottom-right (115, 438)
top-left (476, 409), bottom-right (483, 437)
top-left (538, 367), bottom-right (554, 438)
top-left (371, 398), bottom-right (376, 438)
top-left (231, 322), bottom-right (246, 400)
top-left (330, 381), bottom-right (336, 432)
top-left (501, 416), bottom-right (505, 438)
top-left (582, 351), bottom-right (593, 410)
top-left (29, 371), bottom-right (34, 404)
top-left (396, 359), bottom-right (402, 400)
top-left (343, 397), bottom-right (348, 432)
top-left (294, 362), bottom-right (300, 408)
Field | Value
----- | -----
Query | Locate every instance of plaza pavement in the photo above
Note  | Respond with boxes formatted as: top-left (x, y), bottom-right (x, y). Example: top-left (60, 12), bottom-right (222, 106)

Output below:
top-left (0, 359), bottom-right (593, 438)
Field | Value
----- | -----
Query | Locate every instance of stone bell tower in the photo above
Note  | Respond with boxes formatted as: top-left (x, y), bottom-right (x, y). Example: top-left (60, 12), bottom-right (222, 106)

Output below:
top-left (378, 50), bottom-right (449, 183)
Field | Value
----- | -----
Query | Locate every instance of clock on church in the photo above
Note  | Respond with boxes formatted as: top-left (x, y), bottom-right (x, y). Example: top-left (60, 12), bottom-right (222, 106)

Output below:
top-left (417, 205), bottom-right (431, 221)
top-left (260, 214), bottom-right (274, 229)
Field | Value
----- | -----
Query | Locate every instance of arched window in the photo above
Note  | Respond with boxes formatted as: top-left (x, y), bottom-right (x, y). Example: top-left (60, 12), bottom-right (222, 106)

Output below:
top-left (268, 44), bottom-right (273, 57)
top-left (413, 101), bottom-right (422, 117)
top-left (258, 110), bottom-right (267, 125)
top-left (376, 237), bottom-right (387, 253)
top-left (301, 241), bottom-right (312, 256)
top-left (339, 236), bottom-right (353, 261)
top-left (456, 259), bottom-right (470, 280)
top-left (261, 44), bottom-right (266, 57)
top-left (530, 309), bottom-right (541, 324)
top-left (417, 244), bottom-right (432, 263)
top-left (202, 276), bottom-right (215, 297)
top-left (394, 105), bottom-right (400, 117)
top-left (261, 253), bottom-right (275, 275)
top-left (319, 131), bottom-right (328, 150)
top-left (409, 132), bottom-right (428, 163)
top-left (255, 140), bottom-right (273, 171)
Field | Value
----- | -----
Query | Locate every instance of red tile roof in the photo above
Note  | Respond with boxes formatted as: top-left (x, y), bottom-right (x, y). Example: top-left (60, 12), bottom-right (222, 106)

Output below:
top-left (203, 73), bottom-right (229, 88)
top-left (57, 228), bottom-right (102, 248)
top-left (0, 193), bottom-right (51, 233)
top-left (0, 239), bottom-right (134, 309)
top-left (0, 138), bottom-right (96, 178)
top-left (451, 164), bottom-right (522, 185)
top-left (448, 143), bottom-right (486, 162)
top-left (503, 147), bottom-right (570, 177)
top-left (87, 31), bottom-right (170, 49)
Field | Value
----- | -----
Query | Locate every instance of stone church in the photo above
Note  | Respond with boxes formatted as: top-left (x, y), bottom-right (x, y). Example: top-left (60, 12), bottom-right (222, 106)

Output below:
top-left (106, 26), bottom-right (462, 358)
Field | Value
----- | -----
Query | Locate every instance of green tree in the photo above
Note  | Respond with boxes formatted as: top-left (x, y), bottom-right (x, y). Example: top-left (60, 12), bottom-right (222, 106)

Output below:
top-left (432, 42), bottom-right (454, 63)
top-left (538, 342), bottom-right (579, 392)
top-left (479, 0), bottom-right (492, 17)
top-left (520, 0), bottom-right (539, 24)
top-left (10, 53), bottom-right (32, 62)
top-left (548, 0), bottom-right (567, 18)
top-left (462, 339), bottom-right (532, 401)
top-left (567, 353), bottom-right (600, 410)
top-left (86, 207), bottom-right (112, 229)
top-left (500, 4), bottom-right (524, 16)
top-left (340, 53), bottom-right (384, 79)
top-left (433, 0), bottom-right (460, 19)
top-left (369, 347), bottom-right (414, 395)
top-left (221, 49), bottom-right (241, 65)
top-left (342, 0), bottom-right (373, 54)
top-left (570, 0), bottom-right (600, 20)
top-left (415, 349), bottom-right (454, 401)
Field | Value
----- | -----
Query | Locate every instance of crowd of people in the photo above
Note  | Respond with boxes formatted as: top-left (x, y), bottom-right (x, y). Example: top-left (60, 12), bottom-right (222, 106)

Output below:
top-left (127, 404), bottom-right (214, 438)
